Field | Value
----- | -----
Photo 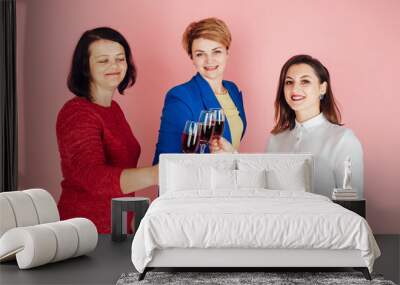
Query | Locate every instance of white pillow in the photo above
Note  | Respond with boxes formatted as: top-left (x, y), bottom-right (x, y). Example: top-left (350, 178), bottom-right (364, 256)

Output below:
top-left (266, 165), bottom-right (307, 191)
top-left (167, 162), bottom-right (212, 191)
top-left (211, 168), bottom-right (237, 190)
top-left (236, 169), bottom-right (267, 189)
top-left (210, 159), bottom-right (237, 171)
top-left (238, 158), bottom-right (310, 192)
top-left (211, 168), bottom-right (268, 190)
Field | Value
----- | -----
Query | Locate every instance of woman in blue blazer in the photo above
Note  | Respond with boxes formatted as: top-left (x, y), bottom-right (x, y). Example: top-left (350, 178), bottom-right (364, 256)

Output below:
top-left (153, 18), bottom-right (247, 164)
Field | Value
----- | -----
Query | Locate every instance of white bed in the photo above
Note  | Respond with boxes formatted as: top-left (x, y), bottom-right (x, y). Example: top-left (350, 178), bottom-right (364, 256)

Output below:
top-left (131, 154), bottom-right (380, 280)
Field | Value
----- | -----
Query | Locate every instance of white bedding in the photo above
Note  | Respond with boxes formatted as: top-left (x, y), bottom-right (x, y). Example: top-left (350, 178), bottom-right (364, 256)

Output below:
top-left (131, 190), bottom-right (380, 273)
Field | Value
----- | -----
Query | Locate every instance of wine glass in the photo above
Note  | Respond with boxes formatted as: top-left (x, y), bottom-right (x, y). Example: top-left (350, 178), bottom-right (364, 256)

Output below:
top-left (198, 110), bottom-right (215, 154)
top-left (210, 108), bottom-right (225, 140)
top-left (181, 121), bottom-right (200, 153)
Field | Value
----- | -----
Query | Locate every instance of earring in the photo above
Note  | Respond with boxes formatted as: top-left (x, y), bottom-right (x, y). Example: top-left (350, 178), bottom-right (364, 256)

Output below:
top-left (320, 94), bottom-right (325, 100)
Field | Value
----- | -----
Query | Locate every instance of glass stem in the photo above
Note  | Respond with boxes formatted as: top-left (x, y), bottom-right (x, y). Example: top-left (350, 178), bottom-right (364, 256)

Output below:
top-left (200, 143), bottom-right (207, 154)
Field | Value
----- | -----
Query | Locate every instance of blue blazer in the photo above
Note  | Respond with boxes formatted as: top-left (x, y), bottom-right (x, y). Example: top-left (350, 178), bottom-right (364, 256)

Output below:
top-left (153, 73), bottom-right (247, 164)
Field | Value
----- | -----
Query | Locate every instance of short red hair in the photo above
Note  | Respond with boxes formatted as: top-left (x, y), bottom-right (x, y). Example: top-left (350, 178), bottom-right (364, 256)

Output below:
top-left (182, 17), bottom-right (232, 58)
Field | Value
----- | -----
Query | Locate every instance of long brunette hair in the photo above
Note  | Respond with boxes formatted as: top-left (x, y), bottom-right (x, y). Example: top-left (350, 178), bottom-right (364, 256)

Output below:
top-left (271, 55), bottom-right (342, 134)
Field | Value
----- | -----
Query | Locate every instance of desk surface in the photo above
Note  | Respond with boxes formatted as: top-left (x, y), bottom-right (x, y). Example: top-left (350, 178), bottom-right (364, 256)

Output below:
top-left (1, 235), bottom-right (398, 285)
top-left (0, 235), bottom-right (134, 285)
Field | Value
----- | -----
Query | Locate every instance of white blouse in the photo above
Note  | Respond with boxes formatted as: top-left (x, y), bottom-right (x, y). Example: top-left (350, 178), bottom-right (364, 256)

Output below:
top-left (266, 113), bottom-right (364, 198)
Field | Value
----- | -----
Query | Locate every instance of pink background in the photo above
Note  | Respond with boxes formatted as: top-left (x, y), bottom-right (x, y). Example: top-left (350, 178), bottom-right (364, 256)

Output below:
top-left (16, 0), bottom-right (400, 233)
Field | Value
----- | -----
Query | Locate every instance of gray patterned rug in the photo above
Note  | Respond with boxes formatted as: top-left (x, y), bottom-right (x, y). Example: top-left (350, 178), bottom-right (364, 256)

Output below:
top-left (116, 271), bottom-right (396, 285)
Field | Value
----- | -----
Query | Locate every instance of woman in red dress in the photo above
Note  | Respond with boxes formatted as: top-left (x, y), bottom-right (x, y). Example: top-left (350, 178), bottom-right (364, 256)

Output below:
top-left (56, 27), bottom-right (157, 233)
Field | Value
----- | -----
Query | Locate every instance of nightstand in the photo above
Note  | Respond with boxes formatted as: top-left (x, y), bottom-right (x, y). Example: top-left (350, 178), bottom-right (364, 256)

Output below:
top-left (332, 199), bottom-right (366, 218)
top-left (111, 197), bottom-right (150, 242)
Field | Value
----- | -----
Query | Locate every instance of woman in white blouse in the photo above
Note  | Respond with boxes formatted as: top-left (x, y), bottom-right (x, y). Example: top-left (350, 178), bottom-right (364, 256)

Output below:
top-left (211, 54), bottom-right (363, 198)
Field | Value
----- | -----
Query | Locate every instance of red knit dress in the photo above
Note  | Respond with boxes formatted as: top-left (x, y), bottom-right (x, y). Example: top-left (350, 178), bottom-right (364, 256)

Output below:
top-left (56, 97), bottom-right (141, 233)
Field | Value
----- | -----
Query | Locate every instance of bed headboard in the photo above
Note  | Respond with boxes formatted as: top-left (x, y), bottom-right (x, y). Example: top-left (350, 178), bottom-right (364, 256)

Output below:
top-left (159, 153), bottom-right (314, 196)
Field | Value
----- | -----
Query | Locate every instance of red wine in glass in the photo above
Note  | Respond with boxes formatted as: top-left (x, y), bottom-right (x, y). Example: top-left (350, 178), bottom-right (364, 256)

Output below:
top-left (212, 120), bottom-right (224, 139)
top-left (198, 110), bottom-right (215, 153)
top-left (199, 122), bottom-right (214, 143)
top-left (182, 133), bottom-right (200, 153)
top-left (211, 108), bottom-right (225, 139)
top-left (181, 121), bottom-right (200, 153)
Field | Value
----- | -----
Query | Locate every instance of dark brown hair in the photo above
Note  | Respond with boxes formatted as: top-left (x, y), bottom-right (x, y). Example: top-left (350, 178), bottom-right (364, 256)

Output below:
top-left (182, 17), bottom-right (231, 58)
top-left (271, 54), bottom-right (342, 134)
top-left (67, 27), bottom-right (136, 101)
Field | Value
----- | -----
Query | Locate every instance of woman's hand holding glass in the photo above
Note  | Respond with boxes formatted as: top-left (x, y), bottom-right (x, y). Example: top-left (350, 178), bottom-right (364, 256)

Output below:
top-left (210, 137), bottom-right (236, 153)
top-left (182, 109), bottom-right (230, 154)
